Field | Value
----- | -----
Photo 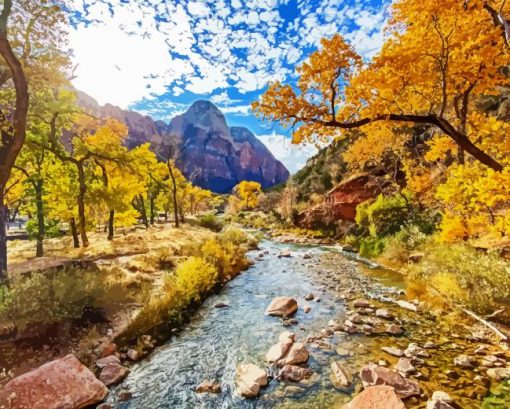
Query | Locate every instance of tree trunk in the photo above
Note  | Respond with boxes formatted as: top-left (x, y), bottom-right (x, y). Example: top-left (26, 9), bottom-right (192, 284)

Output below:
top-left (107, 210), bottom-right (114, 240)
top-left (138, 195), bottom-right (149, 228)
top-left (70, 217), bottom-right (80, 248)
top-left (0, 3), bottom-right (30, 284)
top-left (149, 196), bottom-right (155, 225)
top-left (35, 178), bottom-right (44, 257)
top-left (77, 163), bottom-right (89, 247)
top-left (167, 160), bottom-right (179, 228)
top-left (0, 191), bottom-right (7, 283)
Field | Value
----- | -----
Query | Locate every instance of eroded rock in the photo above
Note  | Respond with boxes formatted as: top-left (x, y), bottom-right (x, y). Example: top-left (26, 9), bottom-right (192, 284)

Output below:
top-left (0, 354), bottom-right (108, 409)
top-left (236, 364), bottom-right (268, 398)
top-left (359, 363), bottom-right (421, 398)
top-left (331, 361), bottom-right (352, 387)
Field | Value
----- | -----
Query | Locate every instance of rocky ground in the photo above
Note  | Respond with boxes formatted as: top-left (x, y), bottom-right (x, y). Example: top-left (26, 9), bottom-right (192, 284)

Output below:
top-left (232, 246), bottom-right (510, 408)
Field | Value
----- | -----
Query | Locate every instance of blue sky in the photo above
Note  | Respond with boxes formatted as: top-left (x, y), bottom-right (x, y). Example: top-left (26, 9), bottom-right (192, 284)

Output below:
top-left (68, 0), bottom-right (390, 173)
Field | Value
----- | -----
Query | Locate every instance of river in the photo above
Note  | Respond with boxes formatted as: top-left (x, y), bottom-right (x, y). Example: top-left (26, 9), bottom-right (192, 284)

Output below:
top-left (109, 238), bottom-right (500, 409)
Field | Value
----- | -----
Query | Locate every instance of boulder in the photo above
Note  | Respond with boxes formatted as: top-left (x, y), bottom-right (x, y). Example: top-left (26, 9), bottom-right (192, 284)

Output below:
top-left (96, 355), bottom-right (121, 368)
top-left (236, 364), bottom-right (268, 398)
top-left (427, 391), bottom-right (455, 409)
top-left (99, 363), bottom-right (129, 386)
top-left (196, 380), bottom-right (222, 394)
top-left (395, 300), bottom-right (418, 312)
top-left (303, 305), bottom-right (312, 313)
top-left (266, 339), bottom-right (293, 363)
top-left (341, 385), bottom-right (406, 409)
top-left (278, 365), bottom-right (313, 382)
top-left (117, 389), bottom-right (133, 401)
top-left (331, 361), bottom-right (352, 387)
top-left (126, 349), bottom-right (140, 361)
top-left (0, 354), bottom-right (108, 409)
top-left (98, 342), bottom-right (117, 358)
top-left (279, 331), bottom-right (296, 342)
top-left (353, 299), bottom-right (370, 308)
top-left (385, 324), bottom-right (405, 335)
top-left (359, 363), bottom-right (421, 398)
top-left (453, 354), bottom-right (474, 369)
top-left (395, 358), bottom-right (417, 376)
top-left (487, 367), bottom-right (510, 380)
top-left (381, 347), bottom-right (404, 357)
top-left (405, 343), bottom-right (430, 358)
top-left (304, 293), bottom-right (315, 301)
top-left (376, 309), bottom-right (394, 320)
top-left (265, 297), bottom-right (298, 317)
top-left (279, 250), bottom-right (292, 258)
top-left (283, 343), bottom-right (309, 365)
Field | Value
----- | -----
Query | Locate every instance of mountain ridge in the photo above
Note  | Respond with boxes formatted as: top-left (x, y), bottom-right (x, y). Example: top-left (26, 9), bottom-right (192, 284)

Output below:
top-left (75, 92), bottom-right (289, 193)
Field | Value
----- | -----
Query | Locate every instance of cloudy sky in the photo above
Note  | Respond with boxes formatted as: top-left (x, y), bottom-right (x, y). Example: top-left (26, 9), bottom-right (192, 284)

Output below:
top-left (67, 0), bottom-right (389, 173)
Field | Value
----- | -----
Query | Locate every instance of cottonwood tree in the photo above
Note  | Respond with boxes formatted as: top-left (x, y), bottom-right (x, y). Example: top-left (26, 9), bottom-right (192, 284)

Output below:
top-left (253, 0), bottom-right (509, 171)
top-left (0, 0), bottom-right (28, 281)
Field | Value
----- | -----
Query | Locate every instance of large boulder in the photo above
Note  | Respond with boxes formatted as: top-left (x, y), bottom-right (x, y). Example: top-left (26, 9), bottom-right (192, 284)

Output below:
top-left (359, 363), bottom-right (421, 398)
top-left (236, 364), bottom-right (268, 398)
top-left (341, 385), bottom-right (406, 409)
top-left (265, 297), bottom-right (298, 317)
top-left (282, 343), bottom-right (309, 365)
top-left (266, 339), bottom-right (293, 363)
top-left (0, 354), bottom-right (108, 409)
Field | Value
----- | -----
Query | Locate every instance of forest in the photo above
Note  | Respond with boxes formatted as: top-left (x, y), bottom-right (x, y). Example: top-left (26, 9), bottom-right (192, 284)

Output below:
top-left (0, 0), bottom-right (510, 409)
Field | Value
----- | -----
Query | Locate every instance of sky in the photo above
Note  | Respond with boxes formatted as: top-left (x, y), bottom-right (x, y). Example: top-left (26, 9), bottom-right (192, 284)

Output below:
top-left (67, 0), bottom-right (390, 173)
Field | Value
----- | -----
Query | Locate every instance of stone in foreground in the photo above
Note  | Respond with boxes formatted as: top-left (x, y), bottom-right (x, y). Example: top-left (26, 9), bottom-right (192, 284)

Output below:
top-left (266, 339), bottom-right (293, 363)
top-left (265, 296), bottom-right (298, 317)
top-left (341, 385), bottom-right (406, 409)
top-left (236, 364), bottom-right (268, 398)
top-left (0, 354), bottom-right (108, 409)
top-left (196, 380), bottom-right (222, 394)
top-left (427, 391), bottom-right (456, 409)
top-left (359, 363), bottom-right (421, 398)
top-left (282, 342), bottom-right (309, 365)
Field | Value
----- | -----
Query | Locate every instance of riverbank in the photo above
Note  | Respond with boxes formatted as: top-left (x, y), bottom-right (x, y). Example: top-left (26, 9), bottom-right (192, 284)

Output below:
top-left (0, 223), bottom-right (256, 391)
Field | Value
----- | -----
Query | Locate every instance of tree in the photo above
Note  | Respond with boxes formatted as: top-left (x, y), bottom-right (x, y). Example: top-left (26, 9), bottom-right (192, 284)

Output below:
top-left (0, 0), bottom-right (29, 281)
top-left (253, 0), bottom-right (509, 171)
top-left (235, 181), bottom-right (262, 209)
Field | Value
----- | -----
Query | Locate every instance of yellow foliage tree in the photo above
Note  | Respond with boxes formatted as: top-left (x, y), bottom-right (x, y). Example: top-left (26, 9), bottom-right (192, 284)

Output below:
top-left (234, 181), bottom-right (262, 209)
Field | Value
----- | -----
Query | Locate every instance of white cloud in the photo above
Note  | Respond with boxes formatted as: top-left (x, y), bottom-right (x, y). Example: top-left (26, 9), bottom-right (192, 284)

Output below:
top-left (257, 133), bottom-right (319, 174)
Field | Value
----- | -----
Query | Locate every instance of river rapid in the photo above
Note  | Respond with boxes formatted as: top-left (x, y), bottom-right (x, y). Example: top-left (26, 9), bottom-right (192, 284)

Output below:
top-left (109, 238), bottom-right (505, 409)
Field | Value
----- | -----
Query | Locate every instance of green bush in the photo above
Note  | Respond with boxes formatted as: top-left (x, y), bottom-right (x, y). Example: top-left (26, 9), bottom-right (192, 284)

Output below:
top-left (197, 214), bottom-right (223, 232)
top-left (356, 192), bottom-right (437, 239)
top-left (359, 237), bottom-right (386, 258)
top-left (26, 218), bottom-right (61, 239)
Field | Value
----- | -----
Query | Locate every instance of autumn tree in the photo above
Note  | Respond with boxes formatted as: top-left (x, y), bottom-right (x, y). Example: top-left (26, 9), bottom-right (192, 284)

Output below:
top-left (253, 1), bottom-right (509, 171)
top-left (0, 0), bottom-right (28, 280)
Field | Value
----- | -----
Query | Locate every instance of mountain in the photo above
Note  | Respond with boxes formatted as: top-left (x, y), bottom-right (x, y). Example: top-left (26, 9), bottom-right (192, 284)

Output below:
top-left (75, 93), bottom-right (289, 193)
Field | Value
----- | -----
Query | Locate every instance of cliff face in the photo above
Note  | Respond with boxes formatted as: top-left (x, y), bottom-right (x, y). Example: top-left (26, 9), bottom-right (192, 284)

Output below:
top-left (75, 93), bottom-right (289, 193)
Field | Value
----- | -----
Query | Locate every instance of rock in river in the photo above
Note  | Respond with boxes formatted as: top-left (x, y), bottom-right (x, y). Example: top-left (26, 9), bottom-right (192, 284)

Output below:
top-left (360, 363), bottom-right (421, 398)
top-left (265, 296), bottom-right (298, 317)
top-left (381, 347), bottom-right (404, 357)
top-left (196, 380), bottom-right (221, 394)
top-left (100, 363), bottom-right (130, 386)
top-left (283, 342), bottom-right (309, 365)
top-left (0, 354), bottom-right (108, 409)
top-left (266, 338), bottom-right (293, 363)
top-left (278, 365), bottom-right (312, 382)
top-left (341, 385), bottom-right (406, 409)
top-left (331, 361), bottom-right (352, 387)
top-left (453, 354), bottom-right (474, 369)
top-left (236, 364), bottom-right (268, 398)
top-left (96, 354), bottom-right (121, 368)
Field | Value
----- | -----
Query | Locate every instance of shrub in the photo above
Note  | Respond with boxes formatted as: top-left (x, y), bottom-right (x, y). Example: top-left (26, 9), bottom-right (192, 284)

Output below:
top-left (0, 265), bottom-right (132, 331)
top-left (406, 242), bottom-right (510, 314)
top-left (356, 192), bottom-right (437, 239)
top-left (26, 218), bottom-right (61, 239)
top-left (197, 214), bottom-right (223, 232)
top-left (171, 256), bottom-right (218, 305)
top-left (359, 237), bottom-right (386, 258)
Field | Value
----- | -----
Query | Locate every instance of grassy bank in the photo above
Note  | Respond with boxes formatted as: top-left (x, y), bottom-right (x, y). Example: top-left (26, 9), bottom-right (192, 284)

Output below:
top-left (0, 223), bottom-right (257, 382)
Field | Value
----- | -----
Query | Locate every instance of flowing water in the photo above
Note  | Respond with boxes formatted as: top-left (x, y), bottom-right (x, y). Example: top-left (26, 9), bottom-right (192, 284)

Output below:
top-left (110, 239), bottom-right (503, 409)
